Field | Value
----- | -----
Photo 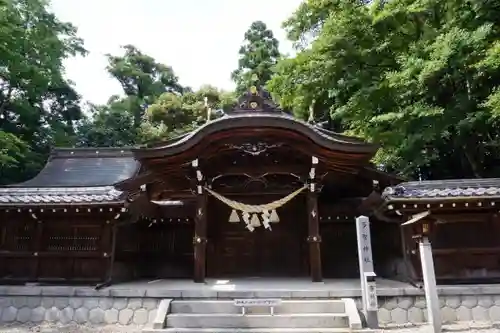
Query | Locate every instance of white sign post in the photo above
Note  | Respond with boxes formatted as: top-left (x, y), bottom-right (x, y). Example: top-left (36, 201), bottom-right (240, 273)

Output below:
top-left (401, 212), bottom-right (441, 333)
top-left (355, 215), bottom-right (378, 328)
top-left (420, 237), bottom-right (441, 333)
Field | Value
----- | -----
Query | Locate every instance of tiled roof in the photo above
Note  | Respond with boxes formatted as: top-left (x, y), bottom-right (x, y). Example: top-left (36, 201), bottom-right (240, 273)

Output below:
top-left (0, 186), bottom-right (124, 205)
top-left (0, 147), bottom-right (139, 206)
top-left (382, 178), bottom-right (500, 200)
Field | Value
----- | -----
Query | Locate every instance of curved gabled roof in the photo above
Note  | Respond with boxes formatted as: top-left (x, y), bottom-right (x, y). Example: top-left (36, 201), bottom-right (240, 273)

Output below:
top-left (134, 112), bottom-right (377, 160)
top-left (133, 113), bottom-right (378, 158)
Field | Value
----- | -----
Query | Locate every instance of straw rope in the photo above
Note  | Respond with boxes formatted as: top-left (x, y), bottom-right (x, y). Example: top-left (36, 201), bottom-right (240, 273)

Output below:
top-left (203, 185), bottom-right (307, 213)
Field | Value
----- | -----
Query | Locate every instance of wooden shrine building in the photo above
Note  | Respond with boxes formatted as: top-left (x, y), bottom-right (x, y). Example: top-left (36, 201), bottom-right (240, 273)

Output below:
top-left (1, 87), bottom-right (500, 285)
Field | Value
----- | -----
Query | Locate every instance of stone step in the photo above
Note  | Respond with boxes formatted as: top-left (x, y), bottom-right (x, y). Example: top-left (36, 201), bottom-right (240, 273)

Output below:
top-left (170, 299), bottom-right (346, 314)
top-left (165, 313), bottom-right (349, 329)
top-left (143, 328), bottom-right (354, 333)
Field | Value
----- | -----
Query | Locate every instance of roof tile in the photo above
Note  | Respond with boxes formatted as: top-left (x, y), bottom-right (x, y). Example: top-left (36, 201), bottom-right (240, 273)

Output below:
top-left (0, 186), bottom-right (123, 205)
top-left (383, 178), bottom-right (500, 200)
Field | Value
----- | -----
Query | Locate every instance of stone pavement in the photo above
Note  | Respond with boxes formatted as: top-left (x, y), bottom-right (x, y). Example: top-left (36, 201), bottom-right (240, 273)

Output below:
top-left (0, 323), bottom-right (499, 333)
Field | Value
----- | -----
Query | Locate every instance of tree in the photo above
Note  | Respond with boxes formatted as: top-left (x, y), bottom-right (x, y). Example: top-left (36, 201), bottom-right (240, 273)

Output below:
top-left (106, 45), bottom-right (183, 129)
top-left (270, 0), bottom-right (500, 179)
top-left (231, 21), bottom-right (281, 93)
top-left (76, 98), bottom-right (137, 147)
top-left (0, 0), bottom-right (86, 184)
top-left (142, 85), bottom-right (237, 143)
top-left (77, 46), bottom-right (190, 147)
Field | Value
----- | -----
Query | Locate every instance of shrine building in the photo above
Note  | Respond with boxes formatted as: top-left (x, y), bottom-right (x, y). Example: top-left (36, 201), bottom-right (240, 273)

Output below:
top-left (1, 87), bottom-right (499, 286)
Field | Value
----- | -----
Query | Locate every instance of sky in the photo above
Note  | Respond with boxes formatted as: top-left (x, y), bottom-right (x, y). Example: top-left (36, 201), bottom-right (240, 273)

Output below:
top-left (49, 0), bottom-right (303, 105)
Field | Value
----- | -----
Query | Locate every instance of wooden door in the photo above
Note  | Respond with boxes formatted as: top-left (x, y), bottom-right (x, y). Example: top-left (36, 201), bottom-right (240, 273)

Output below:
top-left (207, 195), bottom-right (307, 277)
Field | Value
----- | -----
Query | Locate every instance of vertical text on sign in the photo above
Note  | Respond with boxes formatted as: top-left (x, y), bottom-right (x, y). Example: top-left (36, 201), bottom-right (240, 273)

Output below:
top-left (356, 216), bottom-right (374, 274)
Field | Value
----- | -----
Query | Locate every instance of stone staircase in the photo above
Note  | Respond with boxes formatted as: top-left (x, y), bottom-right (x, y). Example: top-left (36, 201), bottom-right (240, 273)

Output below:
top-left (144, 298), bottom-right (362, 333)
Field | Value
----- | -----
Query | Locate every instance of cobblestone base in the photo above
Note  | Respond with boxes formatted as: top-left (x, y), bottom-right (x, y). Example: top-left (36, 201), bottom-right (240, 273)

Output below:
top-left (375, 295), bottom-right (500, 325)
top-left (0, 296), bottom-right (158, 326)
top-left (2, 289), bottom-right (500, 326)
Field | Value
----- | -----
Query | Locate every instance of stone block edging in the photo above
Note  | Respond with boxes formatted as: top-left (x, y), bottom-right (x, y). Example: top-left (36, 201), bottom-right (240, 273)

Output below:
top-left (0, 295), bottom-right (159, 326)
top-left (376, 294), bottom-right (500, 325)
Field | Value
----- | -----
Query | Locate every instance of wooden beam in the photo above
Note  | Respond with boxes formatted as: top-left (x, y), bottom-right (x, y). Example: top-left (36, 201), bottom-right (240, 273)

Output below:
top-left (192, 159), bottom-right (208, 283)
top-left (207, 164), bottom-right (311, 178)
top-left (33, 219), bottom-right (43, 280)
top-left (307, 156), bottom-right (322, 282)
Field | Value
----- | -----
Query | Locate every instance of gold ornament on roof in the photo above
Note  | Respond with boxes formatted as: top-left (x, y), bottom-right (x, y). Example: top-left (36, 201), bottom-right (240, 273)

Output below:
top-left (250, 86), bottom-right (257, 95)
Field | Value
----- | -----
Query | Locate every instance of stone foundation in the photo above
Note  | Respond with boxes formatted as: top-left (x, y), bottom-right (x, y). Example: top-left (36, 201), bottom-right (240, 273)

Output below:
top-left (0, 287), bottom-right (161, 326)
top-left (375, 295), bottom-right (500, 325)
top-left (0, 285), bottom-right (500, 326)
top-left (0, 295), bottom-right (158, 326)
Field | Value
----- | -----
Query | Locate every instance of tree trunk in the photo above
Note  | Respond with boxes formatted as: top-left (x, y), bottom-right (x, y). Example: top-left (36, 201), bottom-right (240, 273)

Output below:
top-left (463, 143), bottom-right (483, 178)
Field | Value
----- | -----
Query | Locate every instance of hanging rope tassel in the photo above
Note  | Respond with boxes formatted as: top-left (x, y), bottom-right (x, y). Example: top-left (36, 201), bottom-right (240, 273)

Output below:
top-left (250, 214), bottom-right (261, 227)
top-left (228, 209), bottom-right (240, 223)
top-left (270, 209), bottom-right (280, 223)
top-left (242, 212), bottom-right (251, 225)
top-left (261, 210), bottom-right (271, 230)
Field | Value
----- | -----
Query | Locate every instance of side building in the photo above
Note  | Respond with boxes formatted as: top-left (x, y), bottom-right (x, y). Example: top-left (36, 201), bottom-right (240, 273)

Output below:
top-left (0, 148), bottom-right (138, 284)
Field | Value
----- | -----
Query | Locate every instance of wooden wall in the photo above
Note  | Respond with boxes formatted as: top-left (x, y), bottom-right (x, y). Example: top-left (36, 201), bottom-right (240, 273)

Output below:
top-left (403, 212), bottom-right (500, 282)
top-left (115, 220), bottom-right (194, 280)
top-left (320, 218), bottom-right (402, 279)
top-left (0, 209), bottom-right (114, 284)
top-left (0, 204), bottom-right (406, 283)
top-left (12, 203), bottom-right (492, 284)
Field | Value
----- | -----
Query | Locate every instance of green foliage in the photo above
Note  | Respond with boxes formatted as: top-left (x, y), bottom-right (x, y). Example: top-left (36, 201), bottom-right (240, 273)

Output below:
top-left (106, 45), bottom-right (184, 128)
top-left (76, 98), bottom-right (137, 147)
top-left (141, 85), bottom-right (237, 143)
top-left (0, 0), bottom-right (86, 184)
top-left (0, 130), bottom-right (29, 168)
top-left (231, 21), bottom-right (281, 93)
top-left (270, 0), bottom-right (500, 179)
top-left (4, 0), bottom-right (500, 184)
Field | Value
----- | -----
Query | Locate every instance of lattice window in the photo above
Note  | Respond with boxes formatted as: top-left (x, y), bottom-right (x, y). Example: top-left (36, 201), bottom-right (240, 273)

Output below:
top-left (43, 226), bottom-right (100, 251)
top-left (13, 223), bottom-right (35, 251)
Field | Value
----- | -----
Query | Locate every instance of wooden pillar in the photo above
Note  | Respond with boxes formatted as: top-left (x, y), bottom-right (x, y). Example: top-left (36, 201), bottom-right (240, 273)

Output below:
top-left (32, 213), bottom-right (44, 281)
top-left (192, 159), bottom-right (208, 283)
top-left (307, 156), bottom-right (322, 282)
top-left (105, 223), bottom-right (117, 279)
